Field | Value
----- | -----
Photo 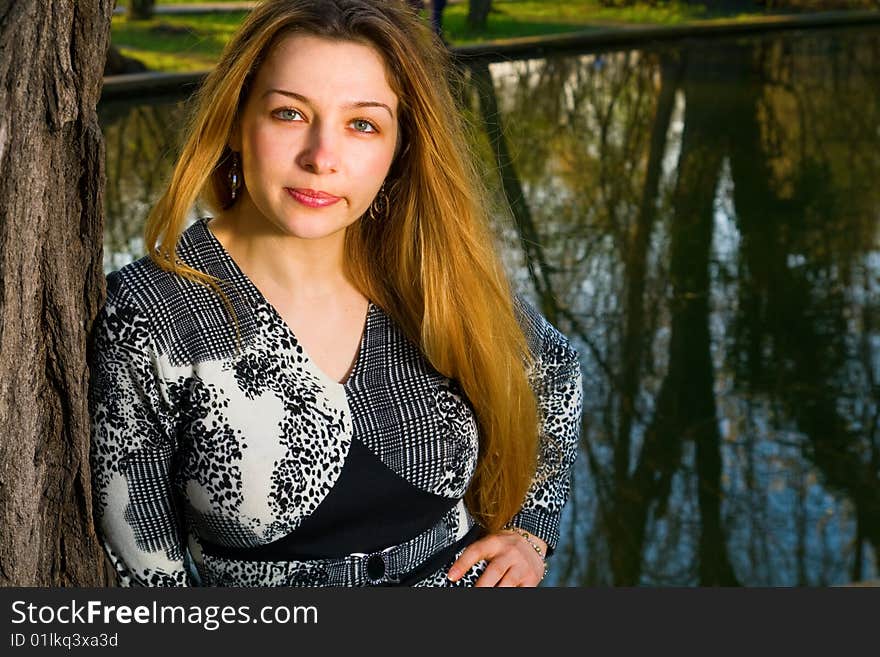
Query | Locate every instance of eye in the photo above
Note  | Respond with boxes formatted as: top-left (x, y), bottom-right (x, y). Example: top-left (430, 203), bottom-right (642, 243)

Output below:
top-left (274, 108), bottom-right (304, 121)
top-left (351, 119), bottom-right (378, 134)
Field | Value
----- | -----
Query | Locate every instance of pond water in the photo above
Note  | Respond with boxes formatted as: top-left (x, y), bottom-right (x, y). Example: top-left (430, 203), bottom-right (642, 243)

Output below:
top-left (98, 24), bottom-right (880, 586)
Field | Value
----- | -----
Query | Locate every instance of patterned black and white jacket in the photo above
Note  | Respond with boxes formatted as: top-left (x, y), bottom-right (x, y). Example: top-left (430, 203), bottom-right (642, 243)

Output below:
top-left (88, 217), bottom-right (583, 587)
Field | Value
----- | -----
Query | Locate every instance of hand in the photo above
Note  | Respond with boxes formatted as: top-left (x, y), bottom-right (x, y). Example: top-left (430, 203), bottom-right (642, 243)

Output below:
top-left (446, 528), bottom-right (548, 587)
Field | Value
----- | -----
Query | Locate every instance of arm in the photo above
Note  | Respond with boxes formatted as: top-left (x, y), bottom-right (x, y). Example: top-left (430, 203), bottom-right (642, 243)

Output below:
top-left (445, 294), bottom-right (583, 585)
top-left (507, 294), bottom-right (583, 558)
top-left (88, 286), bottom-right (194, 586)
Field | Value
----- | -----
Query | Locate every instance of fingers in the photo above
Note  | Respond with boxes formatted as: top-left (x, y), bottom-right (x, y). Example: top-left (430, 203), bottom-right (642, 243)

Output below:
top-left (446, 536), bottom-right (500, 582)
top-left (473, 554), bottom-right (516, 587)
top-left (496, 566), bottom-right (529, 587)
top-left (446, 532), bottom-right (544, 587)
top-left (475, 557), bottom-right (541, 587)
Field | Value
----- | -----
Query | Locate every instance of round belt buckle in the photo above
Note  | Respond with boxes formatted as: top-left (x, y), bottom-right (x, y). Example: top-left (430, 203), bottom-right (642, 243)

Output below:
top-left (366, 553), bottom-right (386, 583)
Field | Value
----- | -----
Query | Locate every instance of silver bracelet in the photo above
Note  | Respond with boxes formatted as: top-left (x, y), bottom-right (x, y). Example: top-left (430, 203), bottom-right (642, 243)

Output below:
top-left (505, 526), bottom-right (548, 580)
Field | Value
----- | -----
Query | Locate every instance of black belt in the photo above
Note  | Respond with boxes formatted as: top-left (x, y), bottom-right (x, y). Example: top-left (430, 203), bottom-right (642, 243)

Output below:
top-left (198, 508), bottom-right (486, 587)
top-left (375, 522), bottom-right (484, 586)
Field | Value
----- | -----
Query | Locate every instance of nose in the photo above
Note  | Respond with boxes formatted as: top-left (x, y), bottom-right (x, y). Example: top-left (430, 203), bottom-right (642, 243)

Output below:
top-left (297, 120), bottom-right (339, 174)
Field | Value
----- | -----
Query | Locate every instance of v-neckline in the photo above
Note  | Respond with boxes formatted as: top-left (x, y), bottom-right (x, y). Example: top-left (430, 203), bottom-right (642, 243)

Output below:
top-left (199, 217), bottom-right (372, 390)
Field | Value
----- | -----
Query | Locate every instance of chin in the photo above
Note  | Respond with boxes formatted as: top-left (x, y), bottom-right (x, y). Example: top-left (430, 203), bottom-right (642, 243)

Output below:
top-left (275, 217), bottom-right (349, 241)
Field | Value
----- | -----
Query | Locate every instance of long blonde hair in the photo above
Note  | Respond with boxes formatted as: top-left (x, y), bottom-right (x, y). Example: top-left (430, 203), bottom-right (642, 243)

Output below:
top-left (144, 0), bottom-right (539, 533)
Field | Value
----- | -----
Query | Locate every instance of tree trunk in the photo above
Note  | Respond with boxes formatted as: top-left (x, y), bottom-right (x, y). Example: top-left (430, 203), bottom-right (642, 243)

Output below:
top-left (670, 46), bottom-right (739, 587)
top-left (127, 0), bottom-right (156, 21)
top-left (467, 0), bottom-right (492, 31)
top-left (605, 53), bottom-right (681, 586)
top-left (0, 1), bottom-right (114, 586)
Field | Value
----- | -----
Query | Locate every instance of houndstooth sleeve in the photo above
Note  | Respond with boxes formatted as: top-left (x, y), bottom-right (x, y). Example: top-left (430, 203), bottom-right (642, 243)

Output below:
top-left (88, 276), bottom-right (193, 586)
top-left (508, 294), bottom-right (584, 557)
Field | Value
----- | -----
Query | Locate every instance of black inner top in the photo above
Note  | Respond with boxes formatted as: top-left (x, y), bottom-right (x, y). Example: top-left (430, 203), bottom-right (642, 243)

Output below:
top-left (199, 437), bottom-right (465, 561)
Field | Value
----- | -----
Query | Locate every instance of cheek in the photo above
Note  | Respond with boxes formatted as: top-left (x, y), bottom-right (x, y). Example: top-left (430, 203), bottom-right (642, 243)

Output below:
top-left (244, 122), bottom-right (292, 172)
top-left (351, 142), bottom-right (396, 185)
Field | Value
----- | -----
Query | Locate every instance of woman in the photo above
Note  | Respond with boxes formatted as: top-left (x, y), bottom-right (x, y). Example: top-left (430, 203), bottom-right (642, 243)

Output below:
top-left (89, 0), bottom-right (583, 587)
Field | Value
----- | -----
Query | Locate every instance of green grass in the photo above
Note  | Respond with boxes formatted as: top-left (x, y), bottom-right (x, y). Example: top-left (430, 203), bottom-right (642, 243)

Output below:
top-left (110, 1), bottom-right (876, 73)
top-left (112, 12), bottom-right (248, 72)
top-left (441, 1), bottom-right (718, 44)
top-left (144, 0), bottom-right (253, 3)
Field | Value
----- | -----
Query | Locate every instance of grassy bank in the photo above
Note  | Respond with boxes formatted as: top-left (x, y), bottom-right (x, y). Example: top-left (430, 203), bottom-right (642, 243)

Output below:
top-left (112, 12), bottom-right (246, 72)
top-left (109, 0), bottom-right (876, 73)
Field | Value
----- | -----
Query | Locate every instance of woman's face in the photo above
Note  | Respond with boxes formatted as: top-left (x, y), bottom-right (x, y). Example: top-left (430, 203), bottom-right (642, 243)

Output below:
top-left (230, 34), bottom-right (399, 241)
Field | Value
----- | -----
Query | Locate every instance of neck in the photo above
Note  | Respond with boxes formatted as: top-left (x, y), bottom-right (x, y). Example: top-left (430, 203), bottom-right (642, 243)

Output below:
top-left (210, 199), bottom-right (353, 305)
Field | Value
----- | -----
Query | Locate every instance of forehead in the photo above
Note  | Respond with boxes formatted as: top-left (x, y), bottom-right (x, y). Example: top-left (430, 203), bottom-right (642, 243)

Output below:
top-left (252, 34), bottom-right (398, 109)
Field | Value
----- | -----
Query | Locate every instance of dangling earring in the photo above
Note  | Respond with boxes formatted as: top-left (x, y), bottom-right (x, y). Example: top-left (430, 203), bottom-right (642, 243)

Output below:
top-left (228, 152), bottom-right (241, 201)
top-left (368, 181), bottom-right (388, 221)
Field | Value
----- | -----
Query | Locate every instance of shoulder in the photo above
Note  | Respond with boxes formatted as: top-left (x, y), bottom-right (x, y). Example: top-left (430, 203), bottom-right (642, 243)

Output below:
top-left (106, 252), bottom-right (183, 311)
top-left (512, 293), bottom-right (582, 394)
top-left (106, 218), bottom-right (221, 309)
top-left (512, 293), bottom-right (580, 367)
top-left (100, 219), bottom-right (252, 365)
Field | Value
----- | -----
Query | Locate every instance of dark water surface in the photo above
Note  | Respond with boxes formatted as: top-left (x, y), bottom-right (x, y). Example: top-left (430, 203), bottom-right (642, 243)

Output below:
top-left (99, 24), bottom-right (880, 586)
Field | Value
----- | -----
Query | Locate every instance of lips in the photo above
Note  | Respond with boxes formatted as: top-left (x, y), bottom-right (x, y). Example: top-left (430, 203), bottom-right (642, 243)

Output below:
top-left (286, 187), bottom-right (342, 208)
top-left (288, 188), bottom-right (340, 200)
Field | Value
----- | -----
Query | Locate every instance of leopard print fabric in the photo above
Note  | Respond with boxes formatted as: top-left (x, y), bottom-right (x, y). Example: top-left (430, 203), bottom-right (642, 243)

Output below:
top-left (88, 217), bottom-right (583, 587)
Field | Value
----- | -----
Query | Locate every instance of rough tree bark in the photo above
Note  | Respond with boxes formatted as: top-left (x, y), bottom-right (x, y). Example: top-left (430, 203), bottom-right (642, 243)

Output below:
top-left (0, 1), bottom-right (115, 586)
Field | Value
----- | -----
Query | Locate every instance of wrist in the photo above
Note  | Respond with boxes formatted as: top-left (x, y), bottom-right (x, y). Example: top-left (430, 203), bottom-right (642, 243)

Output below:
top-left (504, 525), bottom-right (549, 582)
top-left (527, 532), bottom-right (548, 557)
top-left (504, 525), bottom-right (547, 560)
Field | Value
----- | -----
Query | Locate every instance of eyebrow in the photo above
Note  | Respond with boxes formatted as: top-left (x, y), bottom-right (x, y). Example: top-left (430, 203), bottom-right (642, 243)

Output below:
top-left (262, 89), bottom-right (394, 119)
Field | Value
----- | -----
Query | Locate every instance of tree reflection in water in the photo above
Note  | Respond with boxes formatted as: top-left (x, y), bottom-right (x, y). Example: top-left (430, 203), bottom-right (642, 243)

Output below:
top-left (100, 95), bottom-right (205, 272)
top-left (100, 25), bottom-right (880, 586)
